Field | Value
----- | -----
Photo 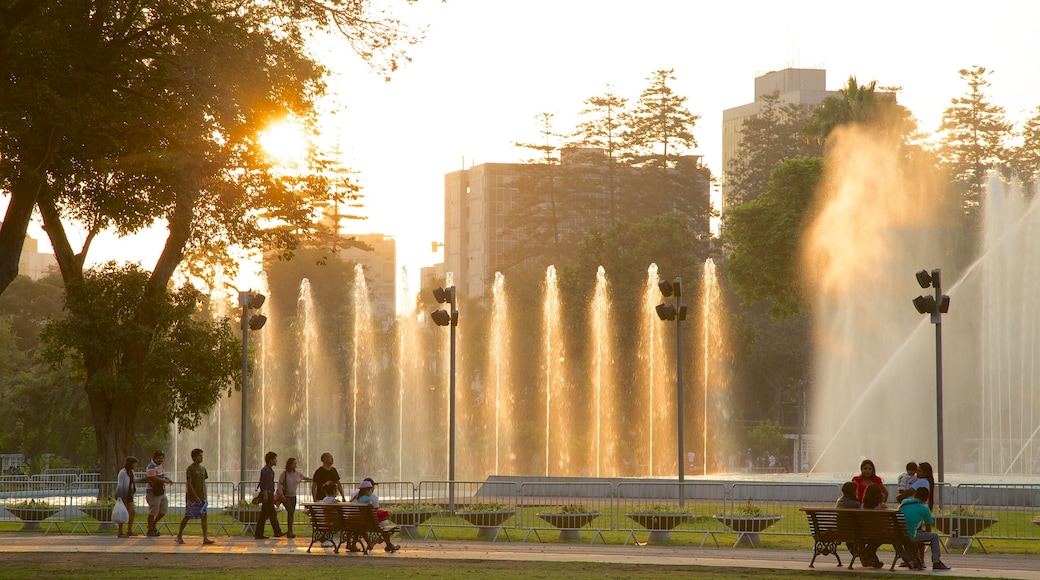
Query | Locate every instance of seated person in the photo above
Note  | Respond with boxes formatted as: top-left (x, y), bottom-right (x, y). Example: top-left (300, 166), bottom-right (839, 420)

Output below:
top-left (899, 487), bottom-right (950, 571)
top-left (355, 479), bottom-right (391, 525)
top-left (319, 481), bottom-right (340, 503)
top-left (836, 482), bottom-right (862, 508)
top-left (857, 483), bottom-right (889, 569)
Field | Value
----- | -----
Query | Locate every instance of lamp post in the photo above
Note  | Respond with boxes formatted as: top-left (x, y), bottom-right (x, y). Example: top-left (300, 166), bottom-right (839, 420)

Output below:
top-left (239, 290), bottom-right (267, 499)
top-left (912, 268), bottom-right (950, 505)
top-left (431, 285), bottom-right (458, 508)
top-left (656, 277), bottom-right (687, 504)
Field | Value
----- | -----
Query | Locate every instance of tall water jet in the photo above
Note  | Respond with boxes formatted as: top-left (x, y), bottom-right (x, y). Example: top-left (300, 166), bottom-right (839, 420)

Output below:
top-left (543, 265), bottom-right (570, 475)
top-left (805, 126), bottom-right (951, 473)
top-left (640, 264), bottom-right (667, 476)
top-left (699, 258), bottom-right (730, 473)
top-left (489, 272), bottom-right (513, 475)
top-left (589, 266), bottom-right (617, 476)
top-left (298, 279), bottom-right (318, 471)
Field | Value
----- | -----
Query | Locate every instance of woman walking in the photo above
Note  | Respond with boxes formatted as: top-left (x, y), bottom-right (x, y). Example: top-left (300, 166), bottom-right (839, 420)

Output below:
top-left (277, 457), bottom-right (311, 538)
top-left (115, 456), bottom-right (139, 538)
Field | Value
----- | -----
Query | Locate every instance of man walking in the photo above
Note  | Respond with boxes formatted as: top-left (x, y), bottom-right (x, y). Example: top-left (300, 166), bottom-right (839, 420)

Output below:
top-left (255, 451), bottom-right (283, 540)
top-left (145, 450), bottom-right (173, 537)
top-left (176, 448), bottom-right (215, 545)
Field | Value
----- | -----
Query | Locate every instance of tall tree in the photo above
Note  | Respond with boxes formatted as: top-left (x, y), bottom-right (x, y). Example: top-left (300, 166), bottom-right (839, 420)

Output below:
top-left (725, 157), bottom-right (824, 320)
top-left (0, 1), bottom-right (423, 479)
top-left (1011, 105), bottom-right (1040, 194)
top-left (621, 69), bottom-right (700, 169)
top-left (937, 66), bottom-right (1013, 214)
top-left (570, 88), bottom-right (628, 224)
top-left (804, 77), bottom-right (916, 145)
top-left (725, 94), bottom-right (820, 207)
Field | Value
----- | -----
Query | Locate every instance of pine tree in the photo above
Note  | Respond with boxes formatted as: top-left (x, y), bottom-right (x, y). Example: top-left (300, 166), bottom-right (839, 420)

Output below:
top-left (937, 66), bottom-right (1013, 214)
top-left (1012, 106), bottom-right (1040, 194)
top-left (571, 88), bottom-right (628, 224)
top-left (620, 69), bottom-right (700, 169)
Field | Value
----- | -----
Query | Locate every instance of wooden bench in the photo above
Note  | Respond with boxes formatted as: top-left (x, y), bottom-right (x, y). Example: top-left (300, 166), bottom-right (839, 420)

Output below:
top-left (800, 507), bottom-right (916, 570)
top-left (302, 502), bottom-right (400, 554)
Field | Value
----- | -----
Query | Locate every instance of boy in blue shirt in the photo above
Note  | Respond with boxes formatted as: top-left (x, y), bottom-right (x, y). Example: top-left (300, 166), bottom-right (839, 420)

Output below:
top-left (899, 487), bottom-right (950, 571)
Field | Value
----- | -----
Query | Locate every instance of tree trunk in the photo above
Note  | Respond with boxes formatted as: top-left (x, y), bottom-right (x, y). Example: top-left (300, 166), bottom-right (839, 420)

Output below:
top-left (89, 387), bottom-right (139, 481)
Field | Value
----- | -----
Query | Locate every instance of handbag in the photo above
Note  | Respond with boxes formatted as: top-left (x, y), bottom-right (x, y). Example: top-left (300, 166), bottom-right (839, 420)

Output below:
top-left (251, 479), bottom-right (262, 504)
top-left (112, 498), bottom-right (130, 524)
top-left (274, 491), bottom-right (284, 507)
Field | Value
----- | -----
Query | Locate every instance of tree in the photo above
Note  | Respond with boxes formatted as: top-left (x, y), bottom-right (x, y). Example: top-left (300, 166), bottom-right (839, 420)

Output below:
top-left (570, 88), bottom-right (628, 224)
top-left (0, 1), bottom-right (421, 295)
top-left (0, 1), bottom-right (422, 479)
top-left (937, 66), bottom-right (1013, 214)
top-left (725, 94), bottom-right (820, 207)
top-left (747, 420), bottom-right (787, 460)
top-left (725, 157), bottom-right (824, 320)
top-left (621, 69), bottom-right (700, 169)
top-left (804, 77), bottom-right (915, 145)
top-left (1012, 105), bottom-right (1040, 194)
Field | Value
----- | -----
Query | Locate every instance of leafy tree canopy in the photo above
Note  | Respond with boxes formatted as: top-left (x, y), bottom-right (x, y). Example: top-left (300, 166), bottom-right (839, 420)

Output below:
top-left (725, 157), bottom-right (824, 320)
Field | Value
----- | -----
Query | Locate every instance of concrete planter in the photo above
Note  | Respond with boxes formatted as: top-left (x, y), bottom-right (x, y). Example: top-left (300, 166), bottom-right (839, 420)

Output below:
top-left (456, 509), bottom-right (516, 538)
top-left (536, 511), bottom-right (601, 540)
top-left (714, 515), bottom-right (782, 547)
top-left (6, 506), bottom-right (60, 530)
top-left (628, 512), bottom-right (692, 542)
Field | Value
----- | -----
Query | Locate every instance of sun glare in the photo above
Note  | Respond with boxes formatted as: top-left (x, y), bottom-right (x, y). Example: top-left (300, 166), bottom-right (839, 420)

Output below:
top-left (260, 119), bottom-right (309, 166)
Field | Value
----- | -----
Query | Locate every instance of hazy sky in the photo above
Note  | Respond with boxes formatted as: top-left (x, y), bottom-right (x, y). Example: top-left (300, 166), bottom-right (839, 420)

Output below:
top-left (26, 0), bottom-right (1040, 304)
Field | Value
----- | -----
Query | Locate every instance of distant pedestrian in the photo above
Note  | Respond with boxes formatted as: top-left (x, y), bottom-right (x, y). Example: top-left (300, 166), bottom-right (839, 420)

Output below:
top-left (277, 457), bottom-right (311, 539)
top-left (115, 456), bottom-right (139, 538)
top-left (255, 451), bottom-right (283, 540)
top-left (145, 450), bottom-right (173, 536)
top-left (176, 448), bottom-right (214, 545)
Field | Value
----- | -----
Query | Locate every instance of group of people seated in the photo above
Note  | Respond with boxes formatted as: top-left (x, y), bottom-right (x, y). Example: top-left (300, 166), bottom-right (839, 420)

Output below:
top-left (835, 458), bottom-right (950, 571)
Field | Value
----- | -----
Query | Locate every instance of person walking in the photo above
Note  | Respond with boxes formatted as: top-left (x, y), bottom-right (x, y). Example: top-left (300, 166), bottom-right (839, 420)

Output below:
top-left (277, 457), bottom-right (311, 539)
top-left (145, 450), bottom-right (173, 537)
top-left (311, 452), bottom-right (345, 502)
top-left (115, 456), bottom-right (139, 538)
top-left (176, 448), bottom-right (215, 545)
top-left (255, 451), bottom-right (283, 540)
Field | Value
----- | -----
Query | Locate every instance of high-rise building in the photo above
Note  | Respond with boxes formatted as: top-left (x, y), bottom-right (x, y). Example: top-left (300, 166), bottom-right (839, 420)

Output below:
top-left (721, 68), bottom-right (835, 214)
top-left (443, 151), bottom-right (710, 298)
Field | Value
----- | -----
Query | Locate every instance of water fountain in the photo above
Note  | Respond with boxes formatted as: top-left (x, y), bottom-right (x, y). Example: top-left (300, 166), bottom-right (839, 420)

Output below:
top-left (805, 126), bottom-right (1040, 478)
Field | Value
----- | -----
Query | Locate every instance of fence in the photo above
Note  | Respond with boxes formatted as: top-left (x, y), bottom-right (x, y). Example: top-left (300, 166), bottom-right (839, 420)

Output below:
top-left (3, 479), bottom-right (1040, 547)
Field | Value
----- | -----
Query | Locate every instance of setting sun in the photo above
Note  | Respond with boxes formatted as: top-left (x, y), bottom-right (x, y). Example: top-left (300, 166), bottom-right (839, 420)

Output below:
top-left (259, 119), bottom-right (309, 166)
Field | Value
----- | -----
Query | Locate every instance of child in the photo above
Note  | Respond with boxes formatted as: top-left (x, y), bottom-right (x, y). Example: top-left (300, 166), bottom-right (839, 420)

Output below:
top-left (898, 461), bottom-right (918, 493)
top-left (320, 481), bottom-right (339, 503)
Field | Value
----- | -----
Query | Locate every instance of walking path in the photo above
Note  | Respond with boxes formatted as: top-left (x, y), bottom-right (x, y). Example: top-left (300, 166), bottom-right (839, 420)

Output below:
top-left (0, 533), bottom-right (1036, 578)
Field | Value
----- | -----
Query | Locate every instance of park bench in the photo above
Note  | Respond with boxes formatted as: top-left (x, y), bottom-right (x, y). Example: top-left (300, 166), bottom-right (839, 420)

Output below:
top-left (302, 502), bottom-right (400, 554)
top-left (800, 507), bottom-right (916, 570)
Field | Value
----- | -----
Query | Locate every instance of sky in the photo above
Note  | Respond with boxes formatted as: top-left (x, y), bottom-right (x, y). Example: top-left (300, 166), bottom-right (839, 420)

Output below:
top-left (23, 0), bottom-right (1040, 307)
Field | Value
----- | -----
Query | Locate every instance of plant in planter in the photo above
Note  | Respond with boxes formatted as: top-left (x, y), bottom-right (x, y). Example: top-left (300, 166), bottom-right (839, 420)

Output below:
top-left (934, 501), bottom-right (999, 552)
top-left (5, 499), bottom-right (60, 530)
top-left (79, 497), bottom-right (117, 521)
top-left (713, 499), bottom-right (782, 547)
top-left (627, 504), bottom-right (693, 542)
top-left (387, 503), bottom-right (441, 527)
top-left (537, 504), bottom-right (602, 540)
top-left (455, 502), bottom-right (517, 538)
top-left (224, 500), bottom-right (262, 524)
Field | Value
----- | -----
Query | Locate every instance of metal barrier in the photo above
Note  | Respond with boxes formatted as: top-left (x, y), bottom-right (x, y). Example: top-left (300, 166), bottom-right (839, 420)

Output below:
top-left (0, 477), bottom-right (69, 533)
top-left (519, 480), bottom-right (613, 544)
top-left (941, 483), bottom-right (1040, 552)
top-left (615, 481), bottom-right (726, 546)
top-left (726, 482), bottom-right (840, 546)
top-left (418, 480), bottom-right (520, 541)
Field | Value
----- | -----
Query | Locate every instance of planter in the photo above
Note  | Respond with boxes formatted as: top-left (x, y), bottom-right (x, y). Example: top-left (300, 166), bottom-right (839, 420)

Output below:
top-left (390, 509), bottom-right (439, 537)
top-left (456, 509), bottom-right (516, 538)
top-left (536, 511), bottom-right (601, 540)
top-left (224, 508), bottom-right (262, 524)
top-left (79, 505), bottom-right (117, 531)
top-left (6, 506), bottom-right (60, 531)
top-left (934, 515), bottom-right (999, 552)
top-left (714, 515), bottom-right (782, 547)
top-left (627, 512), bottom-right (692, 542)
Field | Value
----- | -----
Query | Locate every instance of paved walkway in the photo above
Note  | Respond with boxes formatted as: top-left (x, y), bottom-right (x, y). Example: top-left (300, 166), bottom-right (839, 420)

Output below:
top-left (0, 533), bottom-right (1037, 578)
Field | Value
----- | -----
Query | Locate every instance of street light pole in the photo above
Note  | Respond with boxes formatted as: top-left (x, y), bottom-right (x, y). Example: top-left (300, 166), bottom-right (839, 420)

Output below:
top-left (431, 285), bottom-right (458, 509)
top-left (913, 268), bottom-right (950, 507)
top-left (238, 290), bottom-right (266, 500)
top-left (656, 277), bottom-right (687, 506)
